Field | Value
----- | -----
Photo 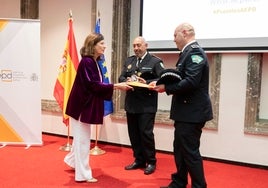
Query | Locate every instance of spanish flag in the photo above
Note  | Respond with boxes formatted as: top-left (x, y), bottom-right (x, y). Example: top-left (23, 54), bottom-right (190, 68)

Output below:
top-left (53, 18), bottom-right (79, 126)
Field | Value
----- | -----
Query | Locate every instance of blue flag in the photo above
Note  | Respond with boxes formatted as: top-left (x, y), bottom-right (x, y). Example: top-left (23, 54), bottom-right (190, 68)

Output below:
top-left (95, 18), bottom-right (114, 116)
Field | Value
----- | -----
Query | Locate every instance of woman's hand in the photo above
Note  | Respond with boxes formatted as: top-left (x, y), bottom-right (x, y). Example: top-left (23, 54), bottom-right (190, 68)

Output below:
top-left (114, 82), bottom-right (133, 91)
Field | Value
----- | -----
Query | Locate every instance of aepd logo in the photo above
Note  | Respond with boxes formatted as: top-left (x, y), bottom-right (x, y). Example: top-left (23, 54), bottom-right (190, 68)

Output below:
top-left (0, 70), bottom-right (12, 82)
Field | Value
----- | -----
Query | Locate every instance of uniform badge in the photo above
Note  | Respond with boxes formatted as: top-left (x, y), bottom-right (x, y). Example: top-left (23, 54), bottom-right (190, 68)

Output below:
top-left (191, 55), bottom-right (203, 64)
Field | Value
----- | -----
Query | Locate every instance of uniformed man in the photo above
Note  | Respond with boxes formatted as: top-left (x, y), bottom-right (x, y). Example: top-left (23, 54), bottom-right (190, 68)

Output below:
top-left (154, 23), bottom-right (213, 188)
top-left (119, 36), bottom-right (165, 175)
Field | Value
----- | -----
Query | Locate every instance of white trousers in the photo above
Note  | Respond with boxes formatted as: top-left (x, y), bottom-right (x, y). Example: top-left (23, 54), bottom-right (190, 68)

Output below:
top-left (64, 118), bottom-right (92, 181)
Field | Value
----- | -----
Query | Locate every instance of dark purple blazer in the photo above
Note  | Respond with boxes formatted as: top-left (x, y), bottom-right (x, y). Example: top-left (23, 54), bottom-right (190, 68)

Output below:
top-left (65, 56), bottom-right (114, 124)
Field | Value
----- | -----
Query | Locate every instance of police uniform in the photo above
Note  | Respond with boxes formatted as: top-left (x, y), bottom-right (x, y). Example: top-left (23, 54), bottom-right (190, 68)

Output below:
top-left (165, 41), bottom-right (213, 188)
top-left (119, 52), bottom-right (164, 168)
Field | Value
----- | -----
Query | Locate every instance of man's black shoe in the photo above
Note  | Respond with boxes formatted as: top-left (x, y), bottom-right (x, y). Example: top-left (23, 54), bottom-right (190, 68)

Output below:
top-left (124, 162), bottom-right (146, 170)
top-left (160, 180), bottom-right (186, 188)
top-left (144, 164), bottom-right (156, 175)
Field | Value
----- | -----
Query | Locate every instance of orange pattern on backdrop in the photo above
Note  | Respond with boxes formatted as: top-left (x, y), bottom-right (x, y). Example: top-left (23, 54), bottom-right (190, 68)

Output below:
top-left (0, 20), bottom-right (8, 31)
top-left (0, 114), bottom-right (23, 142)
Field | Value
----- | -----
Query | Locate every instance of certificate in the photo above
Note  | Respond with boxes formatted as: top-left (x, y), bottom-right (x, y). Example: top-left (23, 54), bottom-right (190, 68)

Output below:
top-left (127, 81), bottom-right (153, 89)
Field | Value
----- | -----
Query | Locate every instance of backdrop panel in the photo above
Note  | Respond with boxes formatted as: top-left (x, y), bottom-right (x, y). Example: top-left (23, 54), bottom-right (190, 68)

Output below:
top-left (0, 18), bottom-right (41, 146)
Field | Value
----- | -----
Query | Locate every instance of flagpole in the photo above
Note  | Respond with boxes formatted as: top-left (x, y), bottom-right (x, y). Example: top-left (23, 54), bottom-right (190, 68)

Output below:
top-left (90, 124), bottom-right (105, 155)
top-left (56, 10), bottom-right (76, 152)
top-left (59, 122), bottom-right (72, 151)
top-left (89, 9), bottom-right (107, 156)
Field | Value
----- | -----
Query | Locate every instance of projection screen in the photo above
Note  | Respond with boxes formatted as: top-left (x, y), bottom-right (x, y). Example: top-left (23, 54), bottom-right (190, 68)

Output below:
top-left (141, 0), bottom-right (268, 51)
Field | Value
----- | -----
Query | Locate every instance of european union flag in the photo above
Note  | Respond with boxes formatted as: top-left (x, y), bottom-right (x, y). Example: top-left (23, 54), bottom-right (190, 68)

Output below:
top-left (95, 17), bottom-right (113, 116)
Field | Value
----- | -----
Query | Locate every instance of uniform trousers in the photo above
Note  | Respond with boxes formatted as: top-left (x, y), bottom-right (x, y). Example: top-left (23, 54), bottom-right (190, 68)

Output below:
top-left (172, 121), bottom-right (207, 188)
top-left (64, 117), bottom-right (93, 181)
top-left (126, 112), bottom-right (156, 165)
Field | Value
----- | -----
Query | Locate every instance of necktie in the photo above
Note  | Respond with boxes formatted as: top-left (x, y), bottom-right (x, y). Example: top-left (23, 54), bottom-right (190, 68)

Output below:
top-left (136, 58), bottom-right (142, 67)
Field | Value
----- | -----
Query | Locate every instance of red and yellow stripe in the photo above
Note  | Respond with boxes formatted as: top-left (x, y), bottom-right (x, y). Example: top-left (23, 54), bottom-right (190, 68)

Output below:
top-left (53, 19), bottom-right (79, 126)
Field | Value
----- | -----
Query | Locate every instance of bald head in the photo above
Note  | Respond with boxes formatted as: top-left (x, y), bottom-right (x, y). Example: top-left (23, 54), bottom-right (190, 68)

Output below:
top-left (133, 36), bottom-right (148, 58)
top-left (133, 36), bottom-right (147, 43)
top-left (174, 23), bottom-right (196, 50)
top-left (175, 23), bottom-right (195, 37)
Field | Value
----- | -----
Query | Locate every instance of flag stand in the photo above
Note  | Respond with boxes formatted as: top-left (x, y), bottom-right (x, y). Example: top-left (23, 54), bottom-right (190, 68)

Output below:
top-left (90, 124), bottom-right (105, 155)
top-left (59, 125), bottom-right (72, 151)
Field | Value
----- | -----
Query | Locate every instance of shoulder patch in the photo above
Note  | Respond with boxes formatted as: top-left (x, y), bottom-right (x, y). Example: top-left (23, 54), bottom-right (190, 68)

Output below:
top-left (191, 55), bottom-right (203, 64)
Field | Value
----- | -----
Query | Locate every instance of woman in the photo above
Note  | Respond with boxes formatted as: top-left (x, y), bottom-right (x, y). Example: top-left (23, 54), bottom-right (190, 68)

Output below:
top-left (64, 33), bottom-right (132, 183)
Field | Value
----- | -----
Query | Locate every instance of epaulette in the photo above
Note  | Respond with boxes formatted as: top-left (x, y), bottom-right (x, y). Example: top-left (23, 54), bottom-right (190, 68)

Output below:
top-left (127, 55), bottom-right (137, 61)
top-left (151, 54), bottom-right (163, 61)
